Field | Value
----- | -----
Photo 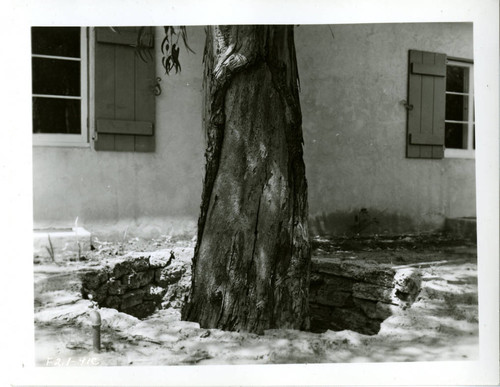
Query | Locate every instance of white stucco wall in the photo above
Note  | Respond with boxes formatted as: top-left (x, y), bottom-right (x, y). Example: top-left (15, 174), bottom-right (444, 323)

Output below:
top-left (32, 23), bottom-right (475, 237)
top-left (33, 26), bottom-right (206, 238)
top-left (296, 23), bottom-right (475, 234)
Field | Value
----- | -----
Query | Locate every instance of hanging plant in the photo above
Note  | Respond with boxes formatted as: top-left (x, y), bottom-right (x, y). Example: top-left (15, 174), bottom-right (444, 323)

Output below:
top-left (134, 26), bottom-right (194, 75)
top-left (160, 26), bottom-right (195, 74)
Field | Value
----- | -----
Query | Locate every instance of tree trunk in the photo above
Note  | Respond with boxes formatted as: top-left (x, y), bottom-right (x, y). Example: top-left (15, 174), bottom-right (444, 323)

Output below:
top-left (181, 25), bottom-right (310, 334)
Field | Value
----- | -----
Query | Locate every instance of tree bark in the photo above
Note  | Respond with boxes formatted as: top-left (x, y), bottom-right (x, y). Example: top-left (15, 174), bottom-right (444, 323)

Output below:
top-left (182, 25), bottom-right (310, 334)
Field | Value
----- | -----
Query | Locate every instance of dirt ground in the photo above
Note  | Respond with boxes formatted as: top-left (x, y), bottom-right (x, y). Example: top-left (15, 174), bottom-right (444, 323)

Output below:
top-left (33, 233), bottom-right (478, 366)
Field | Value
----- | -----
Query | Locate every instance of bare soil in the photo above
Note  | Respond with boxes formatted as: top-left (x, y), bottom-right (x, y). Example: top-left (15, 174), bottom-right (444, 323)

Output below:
top-left (34, 233), bottom-right (478, 366)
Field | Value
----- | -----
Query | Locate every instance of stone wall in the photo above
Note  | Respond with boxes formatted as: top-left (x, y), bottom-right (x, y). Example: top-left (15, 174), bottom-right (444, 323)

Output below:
top-left (81, 251), bottom-right (421, 334)
top-left (310, 258), bottom-right (421, 335)
top-left (81, 249), bottom-right (191, 318)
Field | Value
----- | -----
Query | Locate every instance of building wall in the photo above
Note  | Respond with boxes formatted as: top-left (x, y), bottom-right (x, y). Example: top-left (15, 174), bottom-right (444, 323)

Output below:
top-left (32, 23), bottom-right (475, 238)
top-left (296, 23), bottom-right (475, 235)
top-left (32, 27), bottom-right (206, 238)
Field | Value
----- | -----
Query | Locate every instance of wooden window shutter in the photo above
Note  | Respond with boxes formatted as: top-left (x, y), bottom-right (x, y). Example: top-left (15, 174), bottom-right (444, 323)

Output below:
top-left (406, 50), bottom-right (446, 159)
top-left (94, 27), bottom-right (155, 152)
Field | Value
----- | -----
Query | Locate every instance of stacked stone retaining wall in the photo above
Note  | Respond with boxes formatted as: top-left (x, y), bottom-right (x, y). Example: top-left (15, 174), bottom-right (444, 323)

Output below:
top-left (81, 251), bottom-right (421, 334)
top-left (81, 250), bottom-right (190, 318)
top-left (310, 257), bottom-right (421, 335)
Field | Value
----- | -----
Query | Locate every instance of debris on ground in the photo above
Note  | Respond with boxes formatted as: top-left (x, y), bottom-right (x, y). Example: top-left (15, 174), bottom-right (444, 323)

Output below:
top-left (34, 233), bottom-right (478, 365)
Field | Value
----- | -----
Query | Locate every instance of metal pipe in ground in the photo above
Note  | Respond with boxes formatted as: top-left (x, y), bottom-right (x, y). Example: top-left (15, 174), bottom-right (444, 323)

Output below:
top-left (89, 310), bottom-right (101, 352)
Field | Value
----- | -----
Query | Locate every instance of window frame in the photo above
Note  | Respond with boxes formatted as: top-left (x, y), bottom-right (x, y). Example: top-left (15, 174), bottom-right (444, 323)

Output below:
top-left (444, 57), bottom-right (475, 159)
top-left (32, 27), bottom-right (89, 148)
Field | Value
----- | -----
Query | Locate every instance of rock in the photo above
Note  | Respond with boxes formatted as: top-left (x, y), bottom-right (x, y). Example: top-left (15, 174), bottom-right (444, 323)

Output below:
top-left (112, 260), bottom-right (133, 279)
top-left (200, 330), bottom-right (211, 338)
top-left (160, 264), bottom-right (191, 309)
top-left (310, 304), bottom-right (381, 335)
top-left (149, 255), bottom-right (169, 269)
top-left (104, 295), bottom-right (122, 310)
top-left (330, 307), bottom-right (382, 335)
top-left (155, 261), bottom-right (186, 287)
top-left (394, 268), bottom-right (421, 304)
top-left (35, 300), bottom-right (91, 324)
top-left (83, 283), bottom-right (108, 304)
top-left (108, 278), bottom-right (127, 295)
top-left (78, 252), bottom-right (192, 320)
top-left (313, 258), bottom-right (395, 287)
top-left (81, 270), bottom-right (108, 290)
top-left (311, 289), bottom-right (352, 307)
top-left (144, 285), bottom-right (167, 301)
top-left (312, 275), bottom-right (356, 293)
top-left (309, 257), bottom-right (422, 335)
top-left (121, 289), bottom-right (146, 309)
top-left (352, 298), bottom-right (396, 320)
top-left (352, 282), bottom-right (396, 304)
top-left (122, 301), bottom-right (156, 319)
top-left (93, 308), bottom-right (139, 331)
top-left (131, 257), bottom-right (150, 271)
top-left (112, 257), bottom-right (149, 278)
top-left (122, 270), bottom-right (155, 290)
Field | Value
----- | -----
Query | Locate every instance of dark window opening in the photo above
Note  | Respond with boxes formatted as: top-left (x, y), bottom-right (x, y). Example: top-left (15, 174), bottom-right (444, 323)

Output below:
top-left (444, 63), bottom-right (474, 150)
top-left (31, 27), bottom-right (82, 135)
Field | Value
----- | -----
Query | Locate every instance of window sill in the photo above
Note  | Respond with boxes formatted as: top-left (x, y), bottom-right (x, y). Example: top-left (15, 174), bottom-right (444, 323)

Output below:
top-left (33, 143), bottom-right (91, 148)
top-left (444, 148), bottom-right (475, 159)
top-left (33, 134), bottom-right (90, 148)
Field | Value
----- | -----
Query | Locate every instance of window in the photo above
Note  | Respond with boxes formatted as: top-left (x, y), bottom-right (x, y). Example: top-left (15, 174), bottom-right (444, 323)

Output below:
top-left (444, 60), bottom-right (475, 158)
top-left (32, 27), bottom-right (88, 147)
top-left (406, 50), bottom-right (475, 159)
top-left (31, 26), bottom-right (156, 152)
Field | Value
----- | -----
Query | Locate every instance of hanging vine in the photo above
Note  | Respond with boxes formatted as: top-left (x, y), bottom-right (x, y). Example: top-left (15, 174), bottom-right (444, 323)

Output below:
top-left (134, 26), bottom-right (195, 75)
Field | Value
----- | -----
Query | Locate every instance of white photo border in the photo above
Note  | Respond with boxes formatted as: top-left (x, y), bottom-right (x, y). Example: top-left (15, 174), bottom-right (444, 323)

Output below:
top-left (3, 0), bottom-right (498, 385)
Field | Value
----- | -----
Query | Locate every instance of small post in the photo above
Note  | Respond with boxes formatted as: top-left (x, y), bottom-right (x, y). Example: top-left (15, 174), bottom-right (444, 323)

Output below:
top-left (89, 310), bottom-right (101, 352)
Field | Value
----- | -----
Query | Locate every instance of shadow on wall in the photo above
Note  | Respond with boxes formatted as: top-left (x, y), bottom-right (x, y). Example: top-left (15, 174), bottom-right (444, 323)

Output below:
top-left (310, 208), bottom-right (438, 236)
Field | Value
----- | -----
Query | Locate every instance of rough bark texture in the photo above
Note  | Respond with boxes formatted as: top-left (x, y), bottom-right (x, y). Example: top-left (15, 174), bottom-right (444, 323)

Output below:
top-left (182, 25), bottom-right (310, 334)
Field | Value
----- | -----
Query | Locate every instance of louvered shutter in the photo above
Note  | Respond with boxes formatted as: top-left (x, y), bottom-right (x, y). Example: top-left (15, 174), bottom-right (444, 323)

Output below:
top-left (94, 27), bottom-right (155, 152)
top-left (406, 50), bottom-right (446, 159)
